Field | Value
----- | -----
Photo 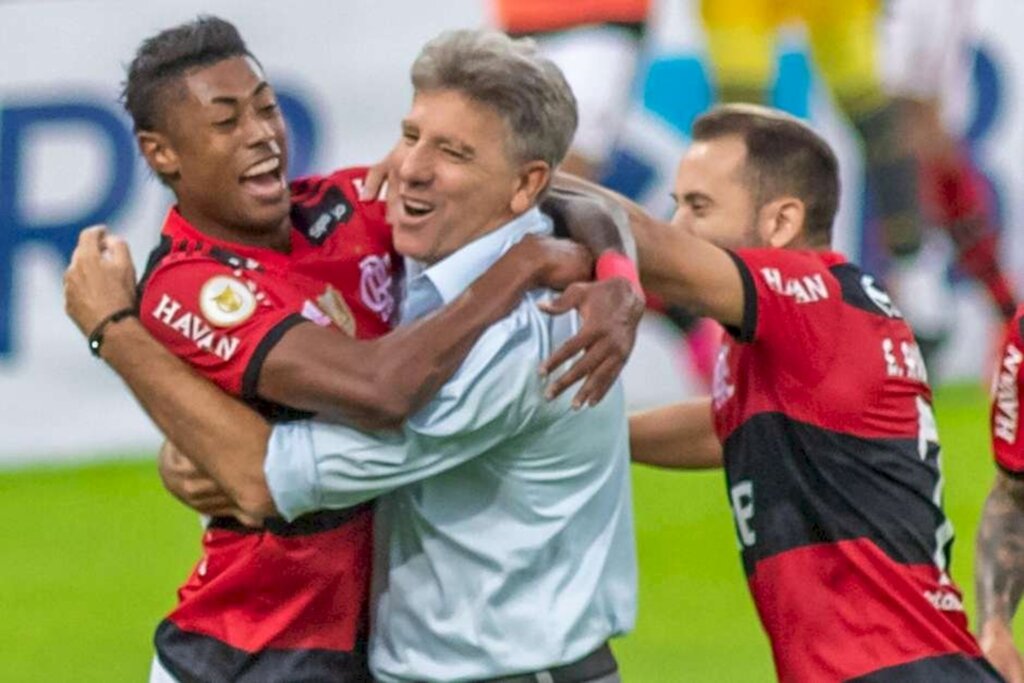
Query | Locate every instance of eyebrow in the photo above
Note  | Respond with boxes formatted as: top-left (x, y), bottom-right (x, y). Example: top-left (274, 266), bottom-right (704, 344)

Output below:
top-left (210, 81), bottom-right (270, 106)
top-left (682, 191), bottom-right (712, 204)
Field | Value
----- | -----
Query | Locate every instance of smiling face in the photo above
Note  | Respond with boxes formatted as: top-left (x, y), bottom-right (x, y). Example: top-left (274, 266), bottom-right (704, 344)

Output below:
top-left (139, 56), bottom-right (290, 245)
top-left (387, 89), bottom-right (548, 264)
top-left (670, 134), bottom-right (765, 250)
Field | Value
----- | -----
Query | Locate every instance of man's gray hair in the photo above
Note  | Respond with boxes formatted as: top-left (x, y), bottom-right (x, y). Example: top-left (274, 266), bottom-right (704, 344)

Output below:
top-left (411, 29), bottom-right (578, 168)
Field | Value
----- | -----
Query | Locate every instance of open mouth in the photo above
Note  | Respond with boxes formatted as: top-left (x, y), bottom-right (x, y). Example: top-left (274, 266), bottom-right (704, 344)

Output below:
top-left (402, 197), bottom-right (435, 219)
top-left (239, 157), bottom-right (286, 200)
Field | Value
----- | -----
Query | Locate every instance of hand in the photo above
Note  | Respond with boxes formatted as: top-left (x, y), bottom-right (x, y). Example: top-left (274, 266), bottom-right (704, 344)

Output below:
top-left (358, 148), bottom-right (398, 202)
top-left (158, 442), bottom-right (262, 528)
top-left (509, 235), bottom-right (594, 291)
top-left (980, 621), bottom-right (1024, 683)
top-left (63, 225), bottom-right (137, 336)
top-left (539, 278), bottom-right (644, 408)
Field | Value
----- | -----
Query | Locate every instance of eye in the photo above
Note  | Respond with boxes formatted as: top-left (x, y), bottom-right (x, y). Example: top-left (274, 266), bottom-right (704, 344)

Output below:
top-left (689, 199), bottom-right (710, 217)
top-left (441, 146), bottom-right (467, 161)
top-left (258, 102), bottom-right (279, 116)
top-left (402, 130), bottom-right (418, 145)
top-left (213, 117), bottom-right (238, 129)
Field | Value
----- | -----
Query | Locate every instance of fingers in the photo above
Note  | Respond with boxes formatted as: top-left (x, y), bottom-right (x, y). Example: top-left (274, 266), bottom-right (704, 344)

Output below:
top-left (77, 224), bottom-right (107, 251)
top-left (537, 284), bottom-right (584, 317)
top-left (544, 339), bottom-right (600, 405)
top-left (360, 155), bottom-right (392, 201)
top-left (541, 326), bottom-right (592, 378)
top-left (571, 355), bottom-right (621, 408)
top-left (104, 234), bottom-right (130, 263)
top-left (543, 335), bottom-right (622, 408)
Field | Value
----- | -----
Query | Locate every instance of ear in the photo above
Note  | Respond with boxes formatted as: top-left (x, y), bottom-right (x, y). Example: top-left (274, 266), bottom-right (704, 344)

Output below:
top-left (509, 161), bottom-right (551, 215)
top-left (759, 196), bottom-right (806, 248)
top-left (137, 131), bottom-right (180, 179)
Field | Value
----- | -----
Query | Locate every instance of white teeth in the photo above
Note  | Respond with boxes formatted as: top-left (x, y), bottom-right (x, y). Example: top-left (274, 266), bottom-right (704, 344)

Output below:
top-left (242, 157), bottom-right (280, 179)
top-left (403, 198), bottom-right (433, 211)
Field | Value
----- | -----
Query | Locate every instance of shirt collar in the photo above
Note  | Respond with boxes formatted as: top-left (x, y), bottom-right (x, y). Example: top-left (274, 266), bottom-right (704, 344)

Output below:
top-left (402, 208), bottom-right (551, 322)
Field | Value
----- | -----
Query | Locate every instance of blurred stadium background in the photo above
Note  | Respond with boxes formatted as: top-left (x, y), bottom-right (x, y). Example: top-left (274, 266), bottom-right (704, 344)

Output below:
top-left (1, 0), bottom-right (1022, 680)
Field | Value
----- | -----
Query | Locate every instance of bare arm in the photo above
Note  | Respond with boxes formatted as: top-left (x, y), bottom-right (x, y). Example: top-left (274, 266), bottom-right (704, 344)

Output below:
top-left (259, 235), bottom-right (590, 429)
top-left (629, 399), bottom-right (723, 469)
top-left (64, 227), bottom-right (276, 517)
top-left (976, 470), bottom-right (1024, 683)
top-left (101, 319), bottom-right (273, 517)
top-left (551, 172), bottom-right (745, 329)
top-left (541, 187), bottom-right (636, 263)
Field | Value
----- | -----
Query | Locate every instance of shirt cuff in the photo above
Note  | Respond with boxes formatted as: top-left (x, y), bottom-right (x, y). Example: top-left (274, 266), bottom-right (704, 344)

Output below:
top-left (264, 421), bottom-right (321, 521)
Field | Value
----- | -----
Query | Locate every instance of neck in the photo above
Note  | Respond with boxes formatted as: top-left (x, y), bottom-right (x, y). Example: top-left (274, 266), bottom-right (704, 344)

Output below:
top-left (179, 206), bottom-right (292, 252)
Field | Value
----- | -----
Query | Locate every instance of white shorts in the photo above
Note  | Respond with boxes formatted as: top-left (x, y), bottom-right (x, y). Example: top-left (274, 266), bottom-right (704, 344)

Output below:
top-left (535, 25), bottom-right (643, 166)
top-left (149, 655), bottom-right (178, 683)
top-left (881, 0), bottom-right (974, 128)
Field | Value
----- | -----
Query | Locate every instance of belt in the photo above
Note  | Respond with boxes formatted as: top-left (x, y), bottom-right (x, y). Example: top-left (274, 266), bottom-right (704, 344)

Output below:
top-left (481, 644), bottom-right (617, 683)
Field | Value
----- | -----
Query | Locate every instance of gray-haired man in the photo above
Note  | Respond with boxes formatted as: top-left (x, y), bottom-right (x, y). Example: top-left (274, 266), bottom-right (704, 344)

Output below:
top-left (65, 29), bottom-right (637, 683)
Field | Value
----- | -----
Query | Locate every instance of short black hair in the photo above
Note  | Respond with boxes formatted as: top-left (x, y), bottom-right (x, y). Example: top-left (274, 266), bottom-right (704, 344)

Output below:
top-left (121, 15), bottom-right (254, 132)
top-left (692, 104), bottom-right (841, 245)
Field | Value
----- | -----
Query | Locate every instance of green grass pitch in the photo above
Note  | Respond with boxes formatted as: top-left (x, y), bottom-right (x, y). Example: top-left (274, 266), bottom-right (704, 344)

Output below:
top-left (0, 385), bottom-right (1011, 681)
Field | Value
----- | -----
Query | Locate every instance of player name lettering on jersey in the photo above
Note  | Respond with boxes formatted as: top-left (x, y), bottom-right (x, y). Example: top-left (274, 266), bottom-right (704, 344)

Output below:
top-left (759, 268), bottom-right (828, 303)
top-left (152, 293), bottom-right (241, 361)
top-left (994, 343), bottom-right (1023, 444)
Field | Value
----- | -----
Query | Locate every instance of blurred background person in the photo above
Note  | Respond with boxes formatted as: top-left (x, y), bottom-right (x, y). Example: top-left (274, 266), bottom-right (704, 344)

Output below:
top-left (699, 0), bottom-right (1017, 367)
top-left (492, 0), bottom-right (722, 390)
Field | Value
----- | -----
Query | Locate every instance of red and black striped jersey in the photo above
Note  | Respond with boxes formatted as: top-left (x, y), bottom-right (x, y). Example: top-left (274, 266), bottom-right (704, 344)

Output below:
top-left (992, 306), bottom-right (1024, 475)
top-left (712, 248), bottom-right (996, 682)
top-left (138, 167), bottom-right (395, 682)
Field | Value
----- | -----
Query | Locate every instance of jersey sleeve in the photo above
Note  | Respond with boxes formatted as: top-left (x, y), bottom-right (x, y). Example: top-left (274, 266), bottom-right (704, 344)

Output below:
top-left (138, 257), bottom-right (307, 398)
top-left (726, 248), bottom-right (844, 376)
top-left (992, 313), bottom-right (1024, 474)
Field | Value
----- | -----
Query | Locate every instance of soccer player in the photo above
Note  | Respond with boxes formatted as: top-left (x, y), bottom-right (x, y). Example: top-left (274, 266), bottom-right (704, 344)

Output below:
top-left (699, 0), bottom-right (1017, 352)
top-left (597, 104), bottom-right (998, 681)
top-left (884, 0), bottom-right (1017, 327)
top-left (89, 17), bottom-right (642, 682)
top-left (65, 28), bottom-right (636, 682)
top-left (491, 0), bottom-right (650, 180)
top-left (975, 305), bottom-right (1024, 683)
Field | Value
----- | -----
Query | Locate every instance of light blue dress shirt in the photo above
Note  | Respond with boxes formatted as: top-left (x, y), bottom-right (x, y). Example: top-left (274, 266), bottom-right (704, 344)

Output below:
top-left (265, 208), bottom-right (637, 682)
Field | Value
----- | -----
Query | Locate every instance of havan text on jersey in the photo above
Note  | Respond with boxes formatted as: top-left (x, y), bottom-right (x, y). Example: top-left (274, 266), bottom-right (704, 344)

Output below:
top-left (151, 293), bottom-right (241, 361)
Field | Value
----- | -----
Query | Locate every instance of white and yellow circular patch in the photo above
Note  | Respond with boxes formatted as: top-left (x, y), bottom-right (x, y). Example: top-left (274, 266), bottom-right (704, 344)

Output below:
top-left (199, 275), bottom-right (257, 327)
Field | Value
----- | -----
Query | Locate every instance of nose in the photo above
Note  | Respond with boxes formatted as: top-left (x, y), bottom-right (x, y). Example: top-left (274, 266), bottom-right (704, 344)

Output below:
top-left (396, 142), bottom-right (432, 188)
top-left (243, 110), bottom-right (276, 147)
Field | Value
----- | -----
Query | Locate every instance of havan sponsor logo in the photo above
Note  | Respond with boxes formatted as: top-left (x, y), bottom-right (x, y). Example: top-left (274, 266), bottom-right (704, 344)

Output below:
top-left (152, 294), bottom-right (241, 361)
top-left (759, 268), bottom-right (828, 304)
top-left (994, 343), bottom-right (1022, 445)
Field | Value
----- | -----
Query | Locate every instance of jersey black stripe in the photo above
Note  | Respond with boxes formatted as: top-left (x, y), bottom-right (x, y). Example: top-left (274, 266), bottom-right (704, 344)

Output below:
top-left (846, 653), bottom-right (1003, 682)
top-left (136, 234), bottom-right (173, 299)
top-left (155, 619), bottom-right (372, 683)
top-left (240, 313), bottom-right (312, 422)
top-left (724, 250), bottom-right (758, 343)
top-left (724, 412), bottom-right (948, 576)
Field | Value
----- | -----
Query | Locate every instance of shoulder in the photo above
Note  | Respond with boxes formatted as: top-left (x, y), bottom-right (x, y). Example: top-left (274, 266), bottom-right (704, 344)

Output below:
top-left (138, 241), bottom-right (294, 334)
top-left (733, 248), bottom-right (840, 302)
top-left (1014, 306), bottom-right (1024, 343)
top-left (411, 295), bottom-right (568, 434)
top-left (289, 166), bottom-right (389, 244)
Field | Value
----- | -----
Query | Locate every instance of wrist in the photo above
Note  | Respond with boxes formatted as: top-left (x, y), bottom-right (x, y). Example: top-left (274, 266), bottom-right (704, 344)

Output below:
top-left (505, 240), bottom-right (546, 289)
top-left (596, 250), bottom-right (643, 299)
top-left (92, 312), bottom-right (140, 361)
